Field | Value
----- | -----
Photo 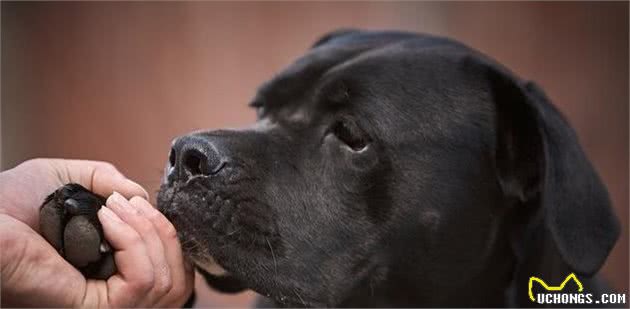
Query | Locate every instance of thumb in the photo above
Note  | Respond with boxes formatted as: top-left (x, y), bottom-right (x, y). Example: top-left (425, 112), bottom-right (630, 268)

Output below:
top-left (49, 159), bottom-right (149, 200)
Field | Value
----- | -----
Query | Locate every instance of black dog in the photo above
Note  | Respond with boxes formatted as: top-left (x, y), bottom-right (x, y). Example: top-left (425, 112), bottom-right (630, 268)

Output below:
top-left (41, 29), bottom-right (620, 307)
top-left (155, 30), bottom-right (620, 307)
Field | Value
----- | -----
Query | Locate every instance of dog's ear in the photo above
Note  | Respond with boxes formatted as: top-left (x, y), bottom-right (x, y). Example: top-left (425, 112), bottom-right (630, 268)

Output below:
top-left (489, 65), bottom-right (620, 275)
top-left (311, 28), bottom-right (361, 48)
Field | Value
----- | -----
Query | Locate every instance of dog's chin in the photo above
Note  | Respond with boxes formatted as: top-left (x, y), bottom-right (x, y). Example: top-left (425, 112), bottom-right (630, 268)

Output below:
top-left (157, 183), bottom-right (228, 273)
top-left (173, 221), bottom-right (251, 294)
top-left (187, 251), bottom-right (250, 294)
top-left (158, 176), bottom-right (283, 295)
top-left (191, 254), bottom-right (228, 276)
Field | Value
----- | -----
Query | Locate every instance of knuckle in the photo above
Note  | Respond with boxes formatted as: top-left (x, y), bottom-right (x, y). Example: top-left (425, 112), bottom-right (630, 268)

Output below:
top-left (157, 219), bottom-right (178, 240)
top-left (24, 158), bottom-right (54, 171)
top-left (147, 210), bottom-right (162, 222)
top-left (134, 272), bottom-right (155, 292)
top-left (129, 196), bottom-right (146, 205)
top-left (132, 221), bottom-right (153, 237)
top-left (128, 232), bottom-right (143, 246)
top-left (96, 161), bottom-right (117, 172)
top-left (26, 158), bottom-right (44, 166)
top-left (155, 276), bottom-right (173, 295)
top-left (137, 216), bottom-right (155, 231)
top-left (129, 197), bottom-right (151, 215)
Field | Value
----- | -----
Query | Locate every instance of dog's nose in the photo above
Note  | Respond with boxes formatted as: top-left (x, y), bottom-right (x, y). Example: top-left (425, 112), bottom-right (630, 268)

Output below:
top-left (168, 135), bottom-right (223, 181)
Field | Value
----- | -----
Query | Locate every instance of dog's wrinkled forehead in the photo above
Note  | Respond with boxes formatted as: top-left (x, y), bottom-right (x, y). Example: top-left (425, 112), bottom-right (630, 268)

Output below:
top-left (251, 30), bottom-right (496, 148)
top-left (250, 31), bottom-right (456, 113)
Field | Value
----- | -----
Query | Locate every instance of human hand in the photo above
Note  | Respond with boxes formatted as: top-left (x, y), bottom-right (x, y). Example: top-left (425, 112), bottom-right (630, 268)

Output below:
top-left (0, 159), bottom-right (194, 307)
top-left (0, 158), bottom-right (149, 230)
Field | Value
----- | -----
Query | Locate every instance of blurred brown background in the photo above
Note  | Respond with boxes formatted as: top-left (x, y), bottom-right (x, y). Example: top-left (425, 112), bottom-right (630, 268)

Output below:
top-left (2, 2), bottom-right (627, 307)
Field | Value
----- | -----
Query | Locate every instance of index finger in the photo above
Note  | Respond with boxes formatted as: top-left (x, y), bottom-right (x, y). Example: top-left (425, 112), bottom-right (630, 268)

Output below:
top-left (50, 159), bottom-right (149, 199)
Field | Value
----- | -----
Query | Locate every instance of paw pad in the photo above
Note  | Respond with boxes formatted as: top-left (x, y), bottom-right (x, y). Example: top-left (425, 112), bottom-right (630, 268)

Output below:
top-left (39, 183), bottom-right (117, 279)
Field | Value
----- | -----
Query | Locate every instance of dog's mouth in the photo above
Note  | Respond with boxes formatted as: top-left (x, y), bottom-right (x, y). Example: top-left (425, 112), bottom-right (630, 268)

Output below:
top-left (156, 180), bottom-right (227, 268)
top-left (157, 168), bottom-right (378, 307)
top-left (157, 172), bottom-right (282, 294)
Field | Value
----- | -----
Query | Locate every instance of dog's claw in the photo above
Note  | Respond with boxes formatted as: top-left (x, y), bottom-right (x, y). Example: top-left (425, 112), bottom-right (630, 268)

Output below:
top-left (64, 198), bottom-right (81, 215)
top-left (99, 242), bottom-right (111, 253)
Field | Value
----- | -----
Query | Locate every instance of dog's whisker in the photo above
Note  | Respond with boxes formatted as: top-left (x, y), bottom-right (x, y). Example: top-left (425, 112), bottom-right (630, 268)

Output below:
top-left (266, 237), bottom-right (278, 276)
top-left (179, 238), bottom-right (194, 246)
top-left (226, 227), bottom-right (241, 236)
top-left (293, 288), bottom-right (306, 306)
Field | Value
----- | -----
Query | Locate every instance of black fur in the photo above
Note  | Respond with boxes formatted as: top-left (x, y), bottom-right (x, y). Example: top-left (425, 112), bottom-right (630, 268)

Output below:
top-left (157, 30), bottom-right (620, 307)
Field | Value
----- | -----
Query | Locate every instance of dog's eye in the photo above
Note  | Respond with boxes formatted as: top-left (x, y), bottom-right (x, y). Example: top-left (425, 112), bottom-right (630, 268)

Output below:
top-left (256, 106), bottom-right (267, 119)
top-left (331, 119), bottom-right (368, 151)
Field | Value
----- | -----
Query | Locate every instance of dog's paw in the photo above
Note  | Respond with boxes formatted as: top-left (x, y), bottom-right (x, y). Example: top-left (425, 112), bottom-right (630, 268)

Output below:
top-left (39, 183), bottom-right (117, 279)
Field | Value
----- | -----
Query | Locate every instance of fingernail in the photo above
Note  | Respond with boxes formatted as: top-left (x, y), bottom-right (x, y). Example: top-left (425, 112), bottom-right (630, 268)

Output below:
top-left (109, 191), bottom-right (127, 206)
top-left (99, 206), bottom-right (123, 224)
top-left (107, 191), bottom-right (132, 213)
top-left (126, 179), bottom-right (150, 199)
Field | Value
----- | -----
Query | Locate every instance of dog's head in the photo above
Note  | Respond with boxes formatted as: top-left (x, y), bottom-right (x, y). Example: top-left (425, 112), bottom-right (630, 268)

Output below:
top-left (157, 30), bottom-right (619, 306)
